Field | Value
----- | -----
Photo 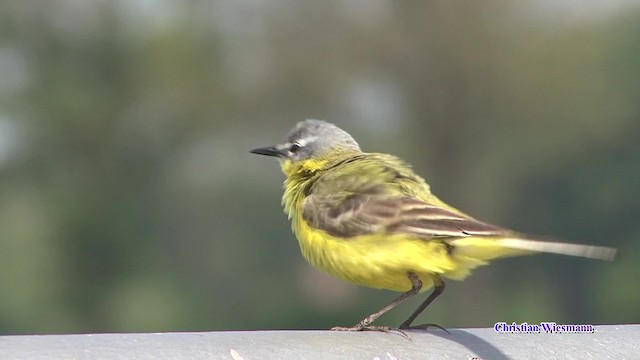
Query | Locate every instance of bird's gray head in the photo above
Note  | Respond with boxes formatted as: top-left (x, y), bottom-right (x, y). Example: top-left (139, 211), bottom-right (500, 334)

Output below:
top-left (250, 119), bottom-right (361, 162)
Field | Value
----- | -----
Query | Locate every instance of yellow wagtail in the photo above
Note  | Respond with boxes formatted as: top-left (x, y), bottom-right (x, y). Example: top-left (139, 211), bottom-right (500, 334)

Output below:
top-left (250, 119), bottom-right (616, 333)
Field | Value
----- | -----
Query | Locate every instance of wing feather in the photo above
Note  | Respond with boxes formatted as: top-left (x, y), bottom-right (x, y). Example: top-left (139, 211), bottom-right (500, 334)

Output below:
top-left (302, 193), bottom-right (509, 239)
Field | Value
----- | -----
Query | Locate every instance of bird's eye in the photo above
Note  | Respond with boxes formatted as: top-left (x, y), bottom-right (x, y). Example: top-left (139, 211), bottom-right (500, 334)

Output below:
top-left (289, 143), bottom-right (302, 153)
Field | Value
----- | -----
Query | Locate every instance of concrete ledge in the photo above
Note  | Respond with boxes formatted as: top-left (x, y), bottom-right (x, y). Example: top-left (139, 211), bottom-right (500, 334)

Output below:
top-left (1, 324), bottom-right (637, 360)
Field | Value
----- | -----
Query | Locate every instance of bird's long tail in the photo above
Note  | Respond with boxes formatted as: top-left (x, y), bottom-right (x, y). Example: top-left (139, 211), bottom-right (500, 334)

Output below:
top-left (499, 238), bottom-right (616, 260)
top-left (449, 236), bottom-right (617, 261)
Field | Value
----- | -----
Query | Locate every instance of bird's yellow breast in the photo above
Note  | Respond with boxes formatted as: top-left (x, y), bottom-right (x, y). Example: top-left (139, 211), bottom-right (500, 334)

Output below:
top-left (292, 211), bottom-right (460, 292)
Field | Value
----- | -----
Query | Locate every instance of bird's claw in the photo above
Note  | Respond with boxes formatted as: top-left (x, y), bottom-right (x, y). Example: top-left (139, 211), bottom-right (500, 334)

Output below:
top-left (331, 324), bottom-right (411, 339)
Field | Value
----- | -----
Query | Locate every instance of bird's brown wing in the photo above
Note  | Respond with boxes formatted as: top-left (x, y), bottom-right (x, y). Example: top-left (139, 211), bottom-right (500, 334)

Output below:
top-left (301, 193), bottom-right (510, 239)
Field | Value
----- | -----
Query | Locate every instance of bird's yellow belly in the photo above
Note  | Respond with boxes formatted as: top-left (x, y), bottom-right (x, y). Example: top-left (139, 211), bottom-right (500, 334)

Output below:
top-left (294, 216), bottom-right (460, 292)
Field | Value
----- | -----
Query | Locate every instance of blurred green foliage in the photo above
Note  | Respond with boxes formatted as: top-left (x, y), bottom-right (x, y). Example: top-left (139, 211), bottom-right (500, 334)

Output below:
top-left (0, 2), bottom-right (638, 335)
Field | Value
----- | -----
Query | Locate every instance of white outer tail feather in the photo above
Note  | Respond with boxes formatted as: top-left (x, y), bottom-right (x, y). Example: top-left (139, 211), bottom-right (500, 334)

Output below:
top-left (498, 238), bottom-right (617, 261)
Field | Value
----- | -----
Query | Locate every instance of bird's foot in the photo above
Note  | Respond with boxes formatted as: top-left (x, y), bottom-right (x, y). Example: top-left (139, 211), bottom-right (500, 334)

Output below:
top-left (331, 324), bottom-right (410, 339)
top-left (399, 322), bottom-right (450, 335)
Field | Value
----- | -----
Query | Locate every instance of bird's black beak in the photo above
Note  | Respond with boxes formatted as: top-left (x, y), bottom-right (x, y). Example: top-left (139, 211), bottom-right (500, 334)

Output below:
top-left (250, 146), bottom-right (286, 157)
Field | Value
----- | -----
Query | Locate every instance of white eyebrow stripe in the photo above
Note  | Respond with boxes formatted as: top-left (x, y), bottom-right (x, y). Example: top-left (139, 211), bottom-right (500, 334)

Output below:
top-left (296, 136), bottom-right (317, 146)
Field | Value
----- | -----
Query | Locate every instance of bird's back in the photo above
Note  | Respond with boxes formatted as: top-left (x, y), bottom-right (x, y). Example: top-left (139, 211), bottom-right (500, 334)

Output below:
top-left (306, 152), bottom-right (454, 210)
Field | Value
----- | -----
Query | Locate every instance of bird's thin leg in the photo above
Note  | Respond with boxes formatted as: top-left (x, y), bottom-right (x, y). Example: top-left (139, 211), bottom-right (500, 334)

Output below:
top-left (332, 272), bottom-right (422, 335)
top-left (399, 275), bottom-right (448, 333)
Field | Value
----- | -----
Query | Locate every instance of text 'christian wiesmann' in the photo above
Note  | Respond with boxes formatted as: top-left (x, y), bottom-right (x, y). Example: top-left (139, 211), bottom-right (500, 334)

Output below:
top-left (494, 322), bottom-right (595, 334)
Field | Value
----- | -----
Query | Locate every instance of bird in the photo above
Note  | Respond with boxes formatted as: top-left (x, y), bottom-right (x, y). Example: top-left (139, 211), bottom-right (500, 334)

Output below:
top-left (250, 119), bottom-right (617, 334)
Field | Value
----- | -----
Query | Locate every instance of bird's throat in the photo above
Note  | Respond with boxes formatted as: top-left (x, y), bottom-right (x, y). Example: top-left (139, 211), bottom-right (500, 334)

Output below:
top-left (280, 158), bottom-right (329, 178)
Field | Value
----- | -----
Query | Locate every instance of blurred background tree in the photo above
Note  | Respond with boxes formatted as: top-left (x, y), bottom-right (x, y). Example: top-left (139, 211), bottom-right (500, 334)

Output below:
top-left (0, 1), bottom-right (638, 334)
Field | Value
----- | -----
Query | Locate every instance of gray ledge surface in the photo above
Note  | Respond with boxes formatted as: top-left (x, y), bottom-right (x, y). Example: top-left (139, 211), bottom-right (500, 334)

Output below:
top-left (1, 324), bottom-right (638, 360)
